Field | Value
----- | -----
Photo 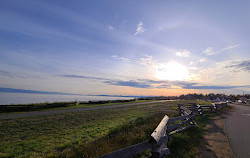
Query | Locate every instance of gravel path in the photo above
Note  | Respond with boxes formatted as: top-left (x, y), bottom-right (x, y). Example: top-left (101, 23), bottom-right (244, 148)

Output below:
top-left (197, 114), bottom-right (233, 158)
top-left (225, 103), bottom-right (250, 158)
top-left (0, 100), bottom-right (171, 120)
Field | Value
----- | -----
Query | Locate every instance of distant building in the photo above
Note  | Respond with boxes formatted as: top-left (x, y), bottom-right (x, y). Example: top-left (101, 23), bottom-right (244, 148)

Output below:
top-left (221, 98), bottom-right (226, 102)
top-left (215, 97), bottom-right (221, 102)
top-left (239, 97), bottom-right (247, 103)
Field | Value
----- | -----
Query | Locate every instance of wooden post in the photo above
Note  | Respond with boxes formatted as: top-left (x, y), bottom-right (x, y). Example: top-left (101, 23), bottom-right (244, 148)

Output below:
top-left (212, 103), bottom-right (217, 111)
top-left (150, 115), bottom-right (170, 158)
top-left (151, 138), bottom-right (170, 158)
top-left (177, 104), bottom-right (182, 115)
top-left (197, 104), bottom-right (202, 115)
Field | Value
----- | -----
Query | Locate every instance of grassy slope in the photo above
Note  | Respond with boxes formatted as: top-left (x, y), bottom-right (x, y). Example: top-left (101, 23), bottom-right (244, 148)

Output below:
top-left (52, 99), bottom-right (157, 110)
top-left (167, 105), bottom-right (232, 158)
top-left (0, 100), bottom-right (210, 158)
top-left (0, 100), bottom-right (155, 114)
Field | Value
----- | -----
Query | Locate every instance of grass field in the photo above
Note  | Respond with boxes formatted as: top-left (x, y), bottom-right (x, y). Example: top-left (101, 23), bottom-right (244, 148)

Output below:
top-left (0, 99), bottom-right (156, 113)
top-left (0, 100), bottom-right (212, 158)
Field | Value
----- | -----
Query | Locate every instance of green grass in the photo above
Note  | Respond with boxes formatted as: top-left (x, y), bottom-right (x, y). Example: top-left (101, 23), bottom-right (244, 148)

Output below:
top-left (0, 101), bottom-right (76, 113)
top-left (0, 100), bottom-right (212, 158)
top-left (53, 99), bottom-right (157, 110)
top-left (167, 114), bottom-right (212, 158)
top-left (0, 99), bottom-right (156, 114)
top-left (0, 109), bottom-right (150, 157)
top-left (167, 104), bottom-right (232, 158)
top-left (59, 113), bottom-right (172, 158)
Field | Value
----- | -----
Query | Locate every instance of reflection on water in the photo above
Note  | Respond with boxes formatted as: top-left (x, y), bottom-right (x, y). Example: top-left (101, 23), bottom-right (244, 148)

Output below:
top-left (0, 93), bottom-right (134, 105)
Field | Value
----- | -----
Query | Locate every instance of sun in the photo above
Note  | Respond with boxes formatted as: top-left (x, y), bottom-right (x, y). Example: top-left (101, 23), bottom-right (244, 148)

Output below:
top-left (155, 62), bottom-right (189, 81)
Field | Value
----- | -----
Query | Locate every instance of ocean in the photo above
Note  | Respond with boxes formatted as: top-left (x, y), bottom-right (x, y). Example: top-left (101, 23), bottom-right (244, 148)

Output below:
top-left (0, 93), bottom-right (134, 105)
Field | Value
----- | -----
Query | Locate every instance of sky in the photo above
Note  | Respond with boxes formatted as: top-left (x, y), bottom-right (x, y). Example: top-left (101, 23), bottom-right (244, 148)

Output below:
top-left (0, 0), bottom-right (250, 97)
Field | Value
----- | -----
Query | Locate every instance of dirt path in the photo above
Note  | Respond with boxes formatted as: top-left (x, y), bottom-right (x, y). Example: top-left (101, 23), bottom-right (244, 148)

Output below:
top-left (0, 100), bottom-right (171, 120)
top-left (197, 113), bottom-right (233, 158)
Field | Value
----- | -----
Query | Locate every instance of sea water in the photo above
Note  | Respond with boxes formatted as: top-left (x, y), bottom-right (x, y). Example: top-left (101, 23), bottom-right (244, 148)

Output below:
top-left (0, 93), bottom-right (134, 105)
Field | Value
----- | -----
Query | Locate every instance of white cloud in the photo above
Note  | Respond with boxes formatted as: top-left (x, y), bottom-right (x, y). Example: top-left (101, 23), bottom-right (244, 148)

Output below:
top-left (107, 25), bottom-right (114, 30)
top-left (199, 58), bottom-right (206, 62)
top-left (196, 59), bottom-right (250, 86)
top-left (176, 50), bottom-right (191, 57)
top-left (203, 44), bottom-right (240, 55)
top-left (139, 54), bottom-right (158, 68)
top-left (203, 47), bottom-right (216, 55)
top-left (222, 44), bottom-right (240, 51)
top-left (135, 21), bottom-right (144, 35)
top-left (190, 67), bottom-right (198, 70)
top-left (111, 55), bottom-right (130, 62)
top-left (226, 59), bottom-right (250, 72)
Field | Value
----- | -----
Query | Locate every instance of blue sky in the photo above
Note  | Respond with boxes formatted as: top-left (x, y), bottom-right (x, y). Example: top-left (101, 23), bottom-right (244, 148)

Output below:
top-left (0, 0), bottom-right (250, 96)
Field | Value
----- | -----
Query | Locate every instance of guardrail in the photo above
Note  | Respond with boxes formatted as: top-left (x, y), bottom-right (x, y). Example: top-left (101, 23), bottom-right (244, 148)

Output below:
top-left (98, 102), bottom-right (227, 158)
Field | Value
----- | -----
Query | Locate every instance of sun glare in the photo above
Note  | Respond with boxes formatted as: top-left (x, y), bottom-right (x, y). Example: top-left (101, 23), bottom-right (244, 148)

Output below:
top-left (156, 62), bottom-right (189, 81)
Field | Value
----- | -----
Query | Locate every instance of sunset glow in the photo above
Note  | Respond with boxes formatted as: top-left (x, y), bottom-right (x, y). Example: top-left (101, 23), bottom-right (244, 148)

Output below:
top-left (0, 0), bottom-right (249, 99)
top-left (1, 2), bottom-right (250, 158)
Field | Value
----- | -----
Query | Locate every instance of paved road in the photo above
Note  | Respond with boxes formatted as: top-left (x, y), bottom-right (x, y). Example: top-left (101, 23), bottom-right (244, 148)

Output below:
top-left (225, 104), bottom-right (250, 158)
top-left (0, 100), bottom-right (171, 120)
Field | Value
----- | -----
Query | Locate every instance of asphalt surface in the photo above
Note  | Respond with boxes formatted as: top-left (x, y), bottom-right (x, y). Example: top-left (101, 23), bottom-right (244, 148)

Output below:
top-left (225, 103), bottom-right (250, 158)
top-left (0, 100), bottom-right (171, 120)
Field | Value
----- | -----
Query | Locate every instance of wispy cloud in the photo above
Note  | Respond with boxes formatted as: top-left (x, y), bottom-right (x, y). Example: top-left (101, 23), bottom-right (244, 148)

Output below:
top-left (135, 21), bottom-right (145, 35)
top-left (0, 87), bottom-right (81, 95)
top-left (203, 44), bottom-right (240, 55)
top-left (105, 78), bottom-right (248, 90)
top-left (0, 69), bottom-right (26, 78)
top-left (62, 74), bottom-right (109, 80)
top-left (222, 44), bottom-right (240, 51)
top-left (203, 47), bottom-right (216, 55)
top-left (199, 58), bottom-right (206, 62)
top-left (105, 79), bottom-right (189, 89)
top-left (176, 50), bottom-right (191, 57)
top-left (61, 74), bottom-right (250, 90)
top-left (0, 70), bottom-right (17, 77)
top-left (156, 84), bottom-right (172, 89)
top-left (62, 74), bottom-right (153, 89)
top-left (181, 84), bottom-right (241, 90)
top-left (139, 54), bottom-right (159, 68)
top-left (111, 55), bottom-right (131, 62)
top-left (194, 59), bottom-right (250, 87)
top-left (106, 25), bottom-right (114, 30)
top-left (226, 60), bottom-right (250, 71)
top-left (105, 80), bottom-right (151, 88)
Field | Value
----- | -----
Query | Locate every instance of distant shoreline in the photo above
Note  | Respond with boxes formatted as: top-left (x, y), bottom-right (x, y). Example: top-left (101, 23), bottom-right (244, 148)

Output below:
top-left (0, 98), bottom-right (137, 106)
top-left (0, 94), bottom-right (136, 106)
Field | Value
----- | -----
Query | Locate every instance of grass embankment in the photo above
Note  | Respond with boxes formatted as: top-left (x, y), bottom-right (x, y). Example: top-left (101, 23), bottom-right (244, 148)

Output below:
top-left (0, 99), bottom-right (154, 113)
top-left (0, 100), bottom-right (212, 158)
top-left (167, 113), bottom-right (212, 158)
